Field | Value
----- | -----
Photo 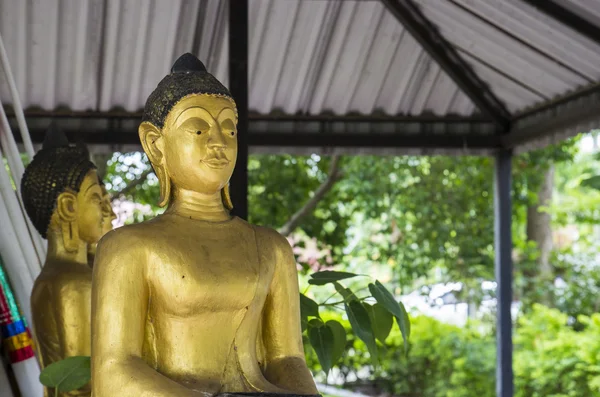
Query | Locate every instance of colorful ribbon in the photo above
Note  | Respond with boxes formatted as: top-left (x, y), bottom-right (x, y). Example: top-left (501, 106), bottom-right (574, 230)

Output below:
top-left (0, 257), bottom-right (35, 363)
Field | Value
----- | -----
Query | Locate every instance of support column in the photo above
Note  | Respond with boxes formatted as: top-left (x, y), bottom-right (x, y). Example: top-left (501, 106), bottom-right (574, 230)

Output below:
top-left (228, 0), bottom-right (249, 220)
top-left (494, 149), bottom-right (513, 397)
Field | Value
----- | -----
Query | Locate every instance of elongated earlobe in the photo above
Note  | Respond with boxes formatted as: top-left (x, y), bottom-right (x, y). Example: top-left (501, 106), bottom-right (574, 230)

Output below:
top-left (221, 184), bottom-right (233, 211)
top-left (155, 164), bottom-right (171, 208)
top-left (139, 122), bottom-right (170, 207)
top-left (56, 192), bottom-right (79, 252)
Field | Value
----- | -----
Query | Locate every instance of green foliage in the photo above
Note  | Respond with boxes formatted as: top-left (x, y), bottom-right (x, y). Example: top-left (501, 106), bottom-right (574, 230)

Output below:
top-left (553, 249), bottom-right (600, 322)
top-left (514, 305), bottom-right (600, 396)
top-left (313, 305), bottom-right (600, 397)
top-left (302, 271), bottom-right (410, 374)
top-left (345, 300), bottom-right (379, 366)
top-left (308, 319), bottom-right (336, 374)
top-left (364, 303), bottom-right (393, 343)
top-left (308, 270), bottom-right (361, 285)
top-left (39, 356), bottom-right (91, 396)
top-left (369, 280), bottom-right (410, 348)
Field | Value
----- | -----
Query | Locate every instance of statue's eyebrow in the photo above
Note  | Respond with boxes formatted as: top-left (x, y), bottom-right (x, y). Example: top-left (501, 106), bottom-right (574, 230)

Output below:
top-left (85, 183), bottom-right (101, 194)
top-left (217, 107), bottom-right (237, 121)
top-left (174, 107), bottom-right (214, 128)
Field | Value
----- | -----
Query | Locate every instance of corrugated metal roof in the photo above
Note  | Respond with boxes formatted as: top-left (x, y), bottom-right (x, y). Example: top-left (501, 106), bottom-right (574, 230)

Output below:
top-left (0, 0), bottom-right (599, 121)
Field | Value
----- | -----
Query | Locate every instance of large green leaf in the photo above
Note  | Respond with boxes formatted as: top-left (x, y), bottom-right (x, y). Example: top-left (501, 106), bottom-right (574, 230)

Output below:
top-left (326, 320), bottom-right (346, 366)
top-left (308, 323), bottom-right (335, 374)
top-left (308, 271), bottom-right (359, 285)
top-left (39, 356), bottom-right (91, 393)
top-left (369, 281), bottom-right (411, 348)
top-left (334, 282), bottom-right (358, 302)
top-left (345, 300), bottom-right (378, 365)
top-left (364, 302), bottom-right (393, 343)
top-left (300, 293), bottom-right (320, 318)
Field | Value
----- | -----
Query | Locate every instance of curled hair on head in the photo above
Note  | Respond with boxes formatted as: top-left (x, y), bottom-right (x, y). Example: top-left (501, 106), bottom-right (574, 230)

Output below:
top-left (20, 127), bottom-right (96, 238)
top-left (142, 53), bottom-right (236, 129)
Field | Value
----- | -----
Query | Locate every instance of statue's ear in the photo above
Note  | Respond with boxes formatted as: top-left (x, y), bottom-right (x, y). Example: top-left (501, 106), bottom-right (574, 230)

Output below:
top-left (139, 121), bottom-right (164, 165)
top-left (139, 121), bottom-right (171, 207)
top-left (56, 191), bottom-right (78, 222)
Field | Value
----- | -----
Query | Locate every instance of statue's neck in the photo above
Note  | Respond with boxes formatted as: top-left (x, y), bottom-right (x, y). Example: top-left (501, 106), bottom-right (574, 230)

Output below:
top-left (46, 230), bottom-right (89, 266)
top-left (167, 188), bottom-right (231, 222)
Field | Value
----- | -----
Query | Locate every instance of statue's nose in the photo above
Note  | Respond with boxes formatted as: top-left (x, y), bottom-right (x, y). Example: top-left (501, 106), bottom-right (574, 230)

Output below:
top-left (207, 126), bottom-right (227, 149)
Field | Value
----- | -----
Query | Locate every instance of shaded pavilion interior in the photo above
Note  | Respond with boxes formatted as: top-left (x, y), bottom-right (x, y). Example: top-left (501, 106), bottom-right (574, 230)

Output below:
top-left (2, 1), bottom-right (600, 396)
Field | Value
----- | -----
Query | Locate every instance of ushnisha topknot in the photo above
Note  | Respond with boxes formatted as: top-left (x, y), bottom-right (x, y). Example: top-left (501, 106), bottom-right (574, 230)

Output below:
top-left (142, 53), bottom-right (235, 129)
top-left (20, 125), bottom-right (96, 238)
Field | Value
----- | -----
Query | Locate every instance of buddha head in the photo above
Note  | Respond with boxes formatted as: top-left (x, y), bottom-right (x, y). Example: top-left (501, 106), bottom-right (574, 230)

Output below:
top-left (21, 128), bottom-right (105, 253)
top-left (139, 53), bottom-right (237, 208)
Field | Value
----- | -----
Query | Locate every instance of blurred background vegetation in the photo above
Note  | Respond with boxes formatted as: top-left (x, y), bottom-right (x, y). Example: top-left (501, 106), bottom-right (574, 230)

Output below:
top-left (96, 129), bottom-right (600, 397)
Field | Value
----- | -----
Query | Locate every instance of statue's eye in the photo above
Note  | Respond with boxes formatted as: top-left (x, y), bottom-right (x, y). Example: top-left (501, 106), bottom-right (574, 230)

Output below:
top-left (221, 119), bottom-right (236, 137)
top-left (196, 131), bottom-right (202, 135)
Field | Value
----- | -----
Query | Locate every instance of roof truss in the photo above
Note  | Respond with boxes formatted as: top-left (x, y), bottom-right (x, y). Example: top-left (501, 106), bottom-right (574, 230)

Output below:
top-left (380, 0), bottom-right (511, 131)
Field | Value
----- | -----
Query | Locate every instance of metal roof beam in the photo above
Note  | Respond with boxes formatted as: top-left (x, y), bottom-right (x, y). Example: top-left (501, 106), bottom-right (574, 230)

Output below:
top-left (7, 111), bottom-right (500, 155)
top-left (380, 0), bottom-right (511, 131)
top-left (504, 84), bottom-right (600, 150)
top-left (521, 0), bottom-right (600, 46)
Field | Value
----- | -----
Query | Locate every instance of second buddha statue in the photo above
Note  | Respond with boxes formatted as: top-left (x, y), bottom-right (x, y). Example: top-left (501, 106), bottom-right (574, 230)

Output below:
top-left (21, 129), bottom-right (105, 396)
top-left (91, 54), bottom-right (319, 397)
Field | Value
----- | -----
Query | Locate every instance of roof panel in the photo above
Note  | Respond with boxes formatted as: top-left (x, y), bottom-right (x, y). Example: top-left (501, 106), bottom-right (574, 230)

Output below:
top-left (416, 0), bottom-right (588, 97)
top-left (559, 0), bottom-right (600, 25)
top-left (318, 1), bottom-right (386, 115)
top-left (461, 53), bottom-right (545, 112)
top-left (454, 0), bottom-right (600, 81)
top-left (348, 8), bottom-right (405, 115)
top-left (250, 0), bottom-right (303, 114)
top-left (0, 0), bottom-right (598, 129)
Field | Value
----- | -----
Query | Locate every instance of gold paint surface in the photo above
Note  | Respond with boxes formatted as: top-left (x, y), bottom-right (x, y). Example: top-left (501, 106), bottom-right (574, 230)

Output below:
top-left (92, 94), bottom-right (318, 396)
top-left (88, 185), bottom-right (116, 265)
top-left (31, 170), bottom-right (104, 397)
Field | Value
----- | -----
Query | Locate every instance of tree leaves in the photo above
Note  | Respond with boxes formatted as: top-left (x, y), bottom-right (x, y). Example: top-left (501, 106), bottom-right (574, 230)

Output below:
top-left (308, 323), bottom-right (334, 375)
top-left (369, 281), bottom-right (411, 349)
top-left (308, 319), bottom-right (347, 374)
top-left (300, 293), bottom-right (320, 332)
top-left (300, 293), bottom-right (319, 318)
top-left (308, 270), bottom-right (359, 285)
top-left (345, 300), bottom-right (378, 365)
top-left (39, 356), bottom-right (91, 394)
top-left (326, 320), bottom-right (346, 366)
top-left (334, 281), bottom-right (358, 302)
top-left (364, 303), bottom-right (393, 343)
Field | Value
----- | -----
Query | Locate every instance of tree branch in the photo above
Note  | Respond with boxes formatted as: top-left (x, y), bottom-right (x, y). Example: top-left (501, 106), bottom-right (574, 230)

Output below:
top-left (278, 155), bottom-right (343, 236)
top-left (111, 168), bottom-right (154, 202)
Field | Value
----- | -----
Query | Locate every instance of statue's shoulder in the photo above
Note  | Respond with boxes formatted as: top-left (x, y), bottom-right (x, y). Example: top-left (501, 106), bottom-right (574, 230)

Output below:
top-left (96, 221), bottom-right (154, 254)
top-left (100, 217), bottom-right (164, 244)
top-left (251, 223), bottom-right (293, 255)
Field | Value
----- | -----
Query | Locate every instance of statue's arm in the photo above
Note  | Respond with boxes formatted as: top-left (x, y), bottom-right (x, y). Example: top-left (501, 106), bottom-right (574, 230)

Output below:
top-left (91, 231), bottom-right (202, 397)
top-left (54, 285), bottom-right (89, 358)
top-left (55, 284), bottom-right (92, 395)
top-left (261, 231), bottom-right (319, 395)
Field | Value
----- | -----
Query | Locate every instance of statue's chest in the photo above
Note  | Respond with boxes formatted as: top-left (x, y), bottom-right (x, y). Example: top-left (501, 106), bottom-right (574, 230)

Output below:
top-left (149, 229), bottom-right (270, 316)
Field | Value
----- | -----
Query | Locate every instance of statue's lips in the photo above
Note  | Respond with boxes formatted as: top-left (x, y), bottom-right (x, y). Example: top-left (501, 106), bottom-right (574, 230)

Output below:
top-left (203, 158), bottom-right (230, 168)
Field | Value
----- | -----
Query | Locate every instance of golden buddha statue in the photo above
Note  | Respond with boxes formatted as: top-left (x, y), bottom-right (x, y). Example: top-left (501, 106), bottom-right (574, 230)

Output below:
top-left (21, 128), bottom-right (105, 396)
top-left (88, 183), bottom-right (116, 266)
top-left (91, 53), bottom-right (319, 397)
